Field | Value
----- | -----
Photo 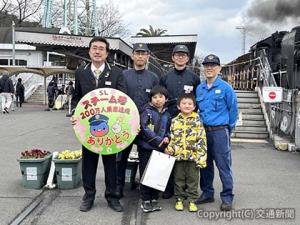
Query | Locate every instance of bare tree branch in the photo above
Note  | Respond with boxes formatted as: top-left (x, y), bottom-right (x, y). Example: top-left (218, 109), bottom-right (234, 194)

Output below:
top-left (0, 0), bottom-right (11, 12)
top-left (8, 0), bottom-right (43, 25)
top-left (94, 0), bottom-right (129, 37)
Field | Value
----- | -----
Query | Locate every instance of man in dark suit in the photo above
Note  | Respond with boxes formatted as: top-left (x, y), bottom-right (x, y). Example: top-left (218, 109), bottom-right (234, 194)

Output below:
top-left (71, 37), bottom-right (126, 212)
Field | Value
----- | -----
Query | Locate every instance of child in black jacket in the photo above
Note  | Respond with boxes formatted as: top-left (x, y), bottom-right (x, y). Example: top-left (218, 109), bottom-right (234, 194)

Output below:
top-left (136, 85), bottom-right (171, 213)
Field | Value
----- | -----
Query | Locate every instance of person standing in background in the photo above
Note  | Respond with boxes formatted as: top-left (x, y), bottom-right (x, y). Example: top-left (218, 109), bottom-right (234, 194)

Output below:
top-left (16, 78), bottom-right (25, 108)
top-left (46, 81), bottom-right (56, 110)
top-left (65, 81), bottom-right (75, 116)
top-left (0, 71), bottom-right (14, 114)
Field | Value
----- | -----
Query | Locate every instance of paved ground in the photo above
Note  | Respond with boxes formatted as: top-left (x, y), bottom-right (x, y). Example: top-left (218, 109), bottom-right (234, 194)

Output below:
top-left (0, 104), bottom-right (299, 225)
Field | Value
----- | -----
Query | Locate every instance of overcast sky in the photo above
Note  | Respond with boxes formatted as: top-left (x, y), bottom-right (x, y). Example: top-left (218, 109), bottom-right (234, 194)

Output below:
top-left (98, 0), bottom-right (300, 64)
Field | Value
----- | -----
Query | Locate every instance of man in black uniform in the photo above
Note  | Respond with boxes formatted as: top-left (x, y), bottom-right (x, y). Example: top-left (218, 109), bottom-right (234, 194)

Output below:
top-left (160, 44), bottom-right (200, 198)
top-left (116, 43), bottom-right (159, 198)
top-left (71, 37), bottom-right (126, 212)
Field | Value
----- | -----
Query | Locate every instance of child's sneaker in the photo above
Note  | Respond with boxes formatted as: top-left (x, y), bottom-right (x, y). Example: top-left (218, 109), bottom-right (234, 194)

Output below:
top-left (141, 200), bottom-right (153, 213)
top-left (175, 199), bottom-right (184, 211)
top-left (151, 199), bottom-right (162, 211)
top-left (189, 202), bottom-right (198, 212)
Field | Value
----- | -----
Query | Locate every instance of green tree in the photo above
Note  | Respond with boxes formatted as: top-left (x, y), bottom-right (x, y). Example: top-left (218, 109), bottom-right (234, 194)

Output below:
top-left (136, 25), bottom-right (167, 37)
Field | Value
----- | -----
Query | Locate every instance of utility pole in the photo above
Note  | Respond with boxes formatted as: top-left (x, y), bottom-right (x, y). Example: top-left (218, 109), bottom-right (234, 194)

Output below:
top-left (74, 0), bottom-right (78, 35)
top-left (236, 26), bottom-right (246, 54)
top-left (12, 21), bottom-right (15, 66)
top-left (85, 0), bottom-right (90, 35)
top-left (91, 0), bottom-right (98, 36)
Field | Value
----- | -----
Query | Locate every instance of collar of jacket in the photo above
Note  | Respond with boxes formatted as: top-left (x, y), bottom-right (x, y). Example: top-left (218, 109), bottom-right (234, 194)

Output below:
top-left (202, 75), bottom-right (221, 89)
top-left (84, 62), bottom-right (111, 76)
top-left (146, 103), bottom-right (168, 114)
top-left (134, 68), bottom-right (146, 74)
top-left (174, 67), bottom-right (187, 75)
top-left (177, 111), bottom-right (198, 119)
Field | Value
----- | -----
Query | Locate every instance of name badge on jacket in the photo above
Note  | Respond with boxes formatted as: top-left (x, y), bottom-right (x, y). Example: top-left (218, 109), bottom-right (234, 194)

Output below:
top-left (105, 81), bottom-right (112, 86)
top-left (184, 85), bottom-right (193, 93)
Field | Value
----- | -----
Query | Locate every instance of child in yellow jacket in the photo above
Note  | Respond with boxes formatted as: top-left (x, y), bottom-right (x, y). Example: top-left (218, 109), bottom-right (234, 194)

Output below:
top-left (165, 93), bottom-right (207, 212)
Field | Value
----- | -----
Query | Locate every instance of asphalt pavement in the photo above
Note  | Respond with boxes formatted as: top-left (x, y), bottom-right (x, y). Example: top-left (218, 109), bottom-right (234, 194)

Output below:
top-left (0, 104), bottom-right (299, 225)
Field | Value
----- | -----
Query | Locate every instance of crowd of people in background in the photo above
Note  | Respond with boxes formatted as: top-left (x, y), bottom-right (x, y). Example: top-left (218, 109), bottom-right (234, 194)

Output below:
top-left (0, 71), bottom-right (74, 114)
top-left (46, 79), bottom-right (74, 113)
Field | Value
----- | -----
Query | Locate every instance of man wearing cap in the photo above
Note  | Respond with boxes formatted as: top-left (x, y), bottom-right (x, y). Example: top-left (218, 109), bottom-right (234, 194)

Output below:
top-left (116, 43), bottom-right (159, 198)
top-left (160, 44), bottom-right (200, 198)
top-left (71, 37), bottom-right (126, 212)
top-left (195, 54), bottom-right (238, 211)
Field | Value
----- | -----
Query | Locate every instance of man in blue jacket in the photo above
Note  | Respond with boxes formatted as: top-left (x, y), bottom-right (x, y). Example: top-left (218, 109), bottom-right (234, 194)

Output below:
top-left (195, 54), bottom-right (238, 211)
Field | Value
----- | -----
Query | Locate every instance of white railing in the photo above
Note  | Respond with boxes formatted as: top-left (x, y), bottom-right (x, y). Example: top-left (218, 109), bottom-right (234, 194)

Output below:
top-left (14, 73), bottom-right (45, 101)
top-left (257, 49), bottom-right (277, 87)
top-left (271, 70), bottom-right (287, 87)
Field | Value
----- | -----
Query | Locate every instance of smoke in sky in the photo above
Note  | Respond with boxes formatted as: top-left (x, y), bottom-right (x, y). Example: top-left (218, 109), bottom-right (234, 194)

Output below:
top-left (243, 0), bottom-right (300, 43)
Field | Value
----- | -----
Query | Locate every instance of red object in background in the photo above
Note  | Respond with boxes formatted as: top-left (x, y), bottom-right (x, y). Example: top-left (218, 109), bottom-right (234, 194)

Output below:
top-left (269, 91), bottom-right (276, 100)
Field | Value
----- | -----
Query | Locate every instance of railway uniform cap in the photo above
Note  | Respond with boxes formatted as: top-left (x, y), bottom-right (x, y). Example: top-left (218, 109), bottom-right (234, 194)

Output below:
top-left (133, 43), bottom-right (150, 52)
top-left (89, 114), bottom-right (109, 126)
top-left (202, 54), bottom-right (220, 65)
top-left (172, 45), bottom-right (190, 55)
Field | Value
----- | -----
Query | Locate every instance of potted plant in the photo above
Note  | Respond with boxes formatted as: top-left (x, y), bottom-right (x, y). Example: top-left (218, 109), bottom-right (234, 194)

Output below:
top-left (53, 150), bottom-right (82, 189)
top-left (17, 149), bottom-right (52, 189)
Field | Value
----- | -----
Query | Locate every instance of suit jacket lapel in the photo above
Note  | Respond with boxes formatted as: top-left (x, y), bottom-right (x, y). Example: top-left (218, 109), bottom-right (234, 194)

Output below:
top-left (84, 63), bottom-right (97, 86)
top-left (102, 62), bottom-right (111, 78)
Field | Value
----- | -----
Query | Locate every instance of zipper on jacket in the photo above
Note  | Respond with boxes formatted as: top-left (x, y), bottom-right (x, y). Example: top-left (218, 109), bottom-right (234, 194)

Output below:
top-left (183, 116), bottom-right (187, 152)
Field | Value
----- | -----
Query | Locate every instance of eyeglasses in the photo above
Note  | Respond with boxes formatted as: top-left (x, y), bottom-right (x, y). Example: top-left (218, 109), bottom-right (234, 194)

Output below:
top-left (91, 46), bottom-right (106, 52)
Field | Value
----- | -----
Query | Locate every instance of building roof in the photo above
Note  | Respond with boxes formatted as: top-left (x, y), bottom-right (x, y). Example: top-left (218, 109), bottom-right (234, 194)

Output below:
top-left (131, 34), bottom-right (198, 64)
top-left (0, 27), bottom-right (133, 56)
top-left (0, 43), bottom-right (36, 50)
top-left (131, 34), bottom-right (198, 44)
top-left (0, 66), bottom-right (74, 77)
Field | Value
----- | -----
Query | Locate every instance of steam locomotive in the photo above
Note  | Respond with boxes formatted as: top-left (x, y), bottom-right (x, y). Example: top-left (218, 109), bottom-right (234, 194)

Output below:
top-left (221, 26), bottom-right (300, 148)
top-left (223, 26), bottom-right (300, 90)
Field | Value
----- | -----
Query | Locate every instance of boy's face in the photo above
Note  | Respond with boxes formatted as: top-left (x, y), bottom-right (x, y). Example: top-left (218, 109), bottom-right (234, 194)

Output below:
top-left (151, 93), bottom-right (167, 109)
top-left (177, 98), bottom-right (196, 115)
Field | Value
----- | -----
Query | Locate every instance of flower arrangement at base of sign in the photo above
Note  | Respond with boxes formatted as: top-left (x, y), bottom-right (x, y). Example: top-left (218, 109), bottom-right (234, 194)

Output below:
top-left (56, 150), bottom-right (82, 160)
